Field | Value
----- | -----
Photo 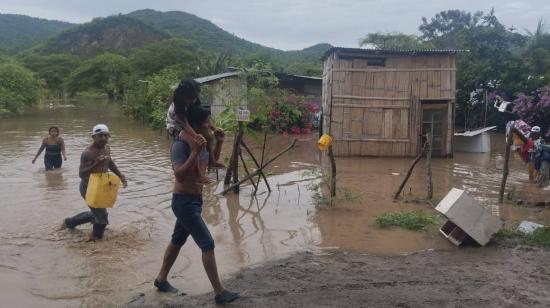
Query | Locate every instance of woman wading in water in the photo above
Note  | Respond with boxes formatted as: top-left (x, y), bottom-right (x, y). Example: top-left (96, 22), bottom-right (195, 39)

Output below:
top-left (32, 126), bottom-right (67, 171)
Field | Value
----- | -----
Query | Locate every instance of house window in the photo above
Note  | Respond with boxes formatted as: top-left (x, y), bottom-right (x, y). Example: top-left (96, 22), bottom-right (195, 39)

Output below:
top-left (367, 58), bottom-right (385, 67)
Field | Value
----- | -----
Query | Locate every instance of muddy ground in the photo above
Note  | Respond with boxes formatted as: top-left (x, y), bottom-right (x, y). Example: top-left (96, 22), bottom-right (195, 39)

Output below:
top-left (129, 241), bottom-right (550, 308)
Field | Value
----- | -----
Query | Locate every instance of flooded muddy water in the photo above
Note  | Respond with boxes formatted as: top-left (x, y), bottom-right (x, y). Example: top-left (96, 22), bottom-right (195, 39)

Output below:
top-left (0, 101), bottom-right (320, 307)
top-left (314, 133), bottom-right (550, 253)
top-left (1, 101), bottom-right (549, 306)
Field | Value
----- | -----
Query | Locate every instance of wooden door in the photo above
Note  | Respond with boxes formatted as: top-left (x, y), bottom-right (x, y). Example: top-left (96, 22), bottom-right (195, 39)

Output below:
top-left (421, 103), bottom-right (448, 157)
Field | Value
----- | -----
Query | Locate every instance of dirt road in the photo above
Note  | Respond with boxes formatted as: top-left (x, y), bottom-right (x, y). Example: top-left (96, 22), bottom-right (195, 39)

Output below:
top-left (129, 242), bottom-right (550, 308)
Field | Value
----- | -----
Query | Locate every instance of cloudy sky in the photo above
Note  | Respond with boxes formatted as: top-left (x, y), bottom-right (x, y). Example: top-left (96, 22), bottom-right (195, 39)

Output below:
top-left (1, 0), bottom-right (549, 50)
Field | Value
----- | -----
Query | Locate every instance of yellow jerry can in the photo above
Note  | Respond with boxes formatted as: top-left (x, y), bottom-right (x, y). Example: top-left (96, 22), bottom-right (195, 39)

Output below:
top-left (85, 173), bottom-right (121, 208)
top-left (317, 134), bottom-right (333, 151)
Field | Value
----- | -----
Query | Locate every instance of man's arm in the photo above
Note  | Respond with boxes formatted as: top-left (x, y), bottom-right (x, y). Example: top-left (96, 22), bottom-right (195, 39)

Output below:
top-left (108, 160), bottom-right (127, 188)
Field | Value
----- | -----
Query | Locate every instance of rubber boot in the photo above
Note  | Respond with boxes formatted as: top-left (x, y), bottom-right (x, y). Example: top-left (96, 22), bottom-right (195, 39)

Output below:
top-left (92, 224), bottom-right (107, 240)
top-left (65, 211), bottom-right (94, 229)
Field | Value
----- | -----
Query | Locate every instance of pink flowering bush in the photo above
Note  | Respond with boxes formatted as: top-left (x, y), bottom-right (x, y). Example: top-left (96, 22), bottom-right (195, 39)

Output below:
top-left (513, 86), bottom-right (550, 134)
top-left (268, 94), bottom-right (319, 134)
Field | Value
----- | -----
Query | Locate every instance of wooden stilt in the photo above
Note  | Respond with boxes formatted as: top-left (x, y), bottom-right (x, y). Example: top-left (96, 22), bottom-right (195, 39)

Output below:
top-left (499, 131), bottom-right (513, 203)
top-left (240, 139), bottom-right (272, 192)
top-left (393, 142), bottom-right (428, 200)
top-left (222, 139), bottom-right (297, 194)
top-left (239, 150), bottom-right (258, 191)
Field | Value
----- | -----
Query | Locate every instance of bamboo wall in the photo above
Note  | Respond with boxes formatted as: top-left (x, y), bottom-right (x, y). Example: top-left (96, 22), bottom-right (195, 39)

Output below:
top-left (322, 52), bottom-right (457, 157)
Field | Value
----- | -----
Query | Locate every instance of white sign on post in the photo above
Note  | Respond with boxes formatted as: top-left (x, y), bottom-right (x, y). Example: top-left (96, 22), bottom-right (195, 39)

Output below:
top-left (237, 109), bottom-right (250, 122)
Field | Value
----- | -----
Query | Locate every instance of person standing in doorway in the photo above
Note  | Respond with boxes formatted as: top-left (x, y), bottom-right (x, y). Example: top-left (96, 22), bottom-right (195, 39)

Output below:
top-left (32, 126), bottom-right (67, 171)
top-left (154, 104), bottom-right (239, 305)
top-left (62, 124), bottom-right (127, 240)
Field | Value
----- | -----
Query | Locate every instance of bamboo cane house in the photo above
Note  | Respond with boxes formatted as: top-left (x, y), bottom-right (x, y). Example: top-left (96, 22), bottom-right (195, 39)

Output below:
top-left (321, 48), bottom-right (466, 157)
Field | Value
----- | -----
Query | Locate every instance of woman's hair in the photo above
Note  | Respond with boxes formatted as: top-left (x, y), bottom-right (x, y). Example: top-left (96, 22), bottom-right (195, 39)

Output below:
top-left (173, 79), bottom-right (200, 117)
top-left (49, 126), bottom-right (60, 134)
top-left (186, 104), bottom-right (211, 129)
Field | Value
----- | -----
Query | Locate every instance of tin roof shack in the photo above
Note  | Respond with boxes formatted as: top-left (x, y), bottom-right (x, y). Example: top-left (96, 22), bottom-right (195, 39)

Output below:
top-left (275, 73), bottom-right (322, 106)
top-left (321, 48), bottom-right (465, 157)
top-left (195, 72), bottom-right (247, 117)
top-left (195, 71), bottom-right (322, 117)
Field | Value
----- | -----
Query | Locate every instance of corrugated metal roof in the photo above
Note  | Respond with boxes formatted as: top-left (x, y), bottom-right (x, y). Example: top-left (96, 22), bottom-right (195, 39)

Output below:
top-left (194, 71), bottom-right (240, 84)
top-left (455, 126), bottom-right (497, 137)
top-left (322, 47), bottom-right (469, 60)
top-left (194, 71), bottom-right (321, 84)
top-left (286, 74), bottom-right (322, 80)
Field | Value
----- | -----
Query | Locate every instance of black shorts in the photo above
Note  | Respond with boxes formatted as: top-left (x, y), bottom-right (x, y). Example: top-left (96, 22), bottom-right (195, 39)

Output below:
top-left (44, 154), bottom-right (62, 170)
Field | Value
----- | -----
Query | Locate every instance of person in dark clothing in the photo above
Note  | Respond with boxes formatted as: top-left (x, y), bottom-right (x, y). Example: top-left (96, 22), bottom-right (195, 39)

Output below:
top-left (32, 126), bottom-right (67, 170)
top-left (62, 124), bottom-right (127, 240)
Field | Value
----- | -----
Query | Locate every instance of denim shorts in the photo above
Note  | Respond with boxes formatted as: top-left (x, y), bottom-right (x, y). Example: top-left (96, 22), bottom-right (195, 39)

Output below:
top-left (171, 194), bottom-right (215, 252)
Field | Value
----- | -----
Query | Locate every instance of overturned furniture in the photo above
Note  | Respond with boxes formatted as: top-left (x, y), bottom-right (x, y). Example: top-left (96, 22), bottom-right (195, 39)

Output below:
top-left (436, 188), bottom-right (502, 246)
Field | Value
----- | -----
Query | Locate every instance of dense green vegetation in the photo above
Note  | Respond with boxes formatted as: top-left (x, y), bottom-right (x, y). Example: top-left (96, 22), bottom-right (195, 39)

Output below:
top-left (0, 9), bottom-right (327, 116)
top-left (0, 60), bottom-right (43, 115)
top-left (1, 7), bottom-right (548, 132)
top-left (0, 13), bottom-right (75, 53)
top-left (363, 9), bottom-right (550, 130)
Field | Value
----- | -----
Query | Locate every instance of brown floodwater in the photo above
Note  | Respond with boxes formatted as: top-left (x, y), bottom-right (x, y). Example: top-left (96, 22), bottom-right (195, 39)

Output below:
top-left (1, 101), bottom-right (549, 307)
top-left (314, 132), bottom-right (550, 254)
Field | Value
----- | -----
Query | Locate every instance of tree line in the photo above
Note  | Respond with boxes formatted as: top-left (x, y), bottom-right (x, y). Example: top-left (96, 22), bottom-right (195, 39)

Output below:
top-left (360, 9), bottom-right (550, 131)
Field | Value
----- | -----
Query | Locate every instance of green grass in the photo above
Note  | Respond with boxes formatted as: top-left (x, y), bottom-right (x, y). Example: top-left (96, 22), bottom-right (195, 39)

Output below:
top-left (525, 227), bottom-right (550, 247)
top-left (495, 227), bottom-right (550, 247)
top-left (374, 211), bottom-right (438, 231)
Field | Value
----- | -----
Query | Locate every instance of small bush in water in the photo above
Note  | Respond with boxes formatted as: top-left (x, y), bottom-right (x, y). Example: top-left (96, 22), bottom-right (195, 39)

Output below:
top-left (374, 211), bottom-right (437, 231)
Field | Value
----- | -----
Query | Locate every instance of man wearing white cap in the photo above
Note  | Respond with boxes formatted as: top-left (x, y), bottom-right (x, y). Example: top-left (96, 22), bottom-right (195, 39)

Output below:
top-left (62, 124), bottom-right (127, 239)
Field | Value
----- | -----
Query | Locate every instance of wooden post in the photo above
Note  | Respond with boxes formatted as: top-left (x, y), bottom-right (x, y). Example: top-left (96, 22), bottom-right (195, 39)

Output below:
top-left (240, 139), bottom-right (271, 192)
top-left (393, 142), bottom-right (428, 200)
top-left (328, 145), bottom-right (337, 197)
top-left (499, 131), bottom-right (513, 203)
top-left (231, 122), bottom-right (244, 193)
top-left (254, 130), bottom-right (268, 194)
top-left (239, 150), bottom-right (258, 191)
top-left (222, 139), bottom-right (297, 194)
top-left (426, 115), bottom-right (434, 200)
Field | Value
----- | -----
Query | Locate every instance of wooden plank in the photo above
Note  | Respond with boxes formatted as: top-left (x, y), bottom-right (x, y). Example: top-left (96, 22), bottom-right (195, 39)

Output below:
top-left (332, 103), bottom-right (409, 109)
top-left (383, 109), bottom-right (393, 138)
top-left (393, 109), bottom-right (409, 139)
top-left (353, 58), bottom-right (369, 69)
top-left (332, 95), bottom-right (416, 100)
top-left (351, 107), bottom-right (363, 138)
top-left (332, 68), bottom-right (457, 72)
top-left (364, 109), bottom-right (383, 137)
top-left (340, 138), bottom-right (410, 142)
top-left (350, 141), bottom-right (361, 156)
top-left (343, 107), bottom-right (352, 138)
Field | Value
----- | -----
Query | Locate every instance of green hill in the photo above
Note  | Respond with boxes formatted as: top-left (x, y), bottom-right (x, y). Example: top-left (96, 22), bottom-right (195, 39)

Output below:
top-left (36, 15), bottom-right (169, 56)
top-left (9, 9), bottom-right (331, 75)
top-left (126, 9), bottom-right (273, 55)
top-left (126, 9), bottom-right (331, 74)
top-left (0, 13), bottom-right (75, 53)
